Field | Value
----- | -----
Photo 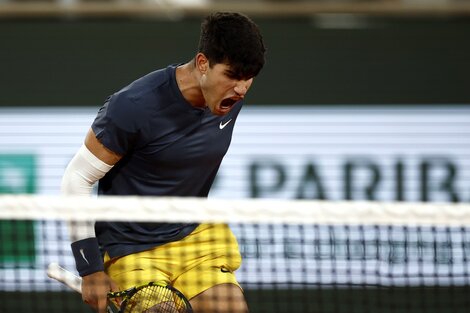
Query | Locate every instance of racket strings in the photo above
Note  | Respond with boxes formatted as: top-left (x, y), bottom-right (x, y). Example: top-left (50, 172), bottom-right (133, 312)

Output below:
top-left (122, 285), bottom-right (188, 313)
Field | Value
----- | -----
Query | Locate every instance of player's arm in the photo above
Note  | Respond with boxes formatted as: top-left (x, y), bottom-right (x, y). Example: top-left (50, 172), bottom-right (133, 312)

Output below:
top-left (62, 128), bottom-right (122, 313)
top-left (62, 128), bottom-right (121, 198)
top-left (62, 128), bottom-right (121, 240)
top-left (84, 128), bottom-right (122, 167)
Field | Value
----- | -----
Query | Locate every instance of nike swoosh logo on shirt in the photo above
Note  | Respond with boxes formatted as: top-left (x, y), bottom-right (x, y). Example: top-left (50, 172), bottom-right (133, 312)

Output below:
top-left (79, 249), bottom-right (90, 265)
top-left (219, 119), bottom-right (232, 130)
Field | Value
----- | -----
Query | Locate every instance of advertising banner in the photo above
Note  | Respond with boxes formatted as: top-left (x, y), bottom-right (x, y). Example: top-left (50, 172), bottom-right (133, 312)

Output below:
top-left (0, 106), bottom-right (469, 290)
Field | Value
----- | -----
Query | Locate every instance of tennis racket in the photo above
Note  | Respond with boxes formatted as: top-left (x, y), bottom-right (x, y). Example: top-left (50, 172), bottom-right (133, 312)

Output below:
top-left (47, 263), bottom-right (193, 313)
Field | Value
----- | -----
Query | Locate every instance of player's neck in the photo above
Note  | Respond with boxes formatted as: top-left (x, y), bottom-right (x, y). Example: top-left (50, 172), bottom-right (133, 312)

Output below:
top-left (176, 62), bottom-right (206, 109)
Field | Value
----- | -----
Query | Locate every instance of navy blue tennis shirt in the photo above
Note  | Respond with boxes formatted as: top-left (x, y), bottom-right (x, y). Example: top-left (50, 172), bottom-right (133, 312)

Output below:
top-left (91, 64), bottom-right (243, 258)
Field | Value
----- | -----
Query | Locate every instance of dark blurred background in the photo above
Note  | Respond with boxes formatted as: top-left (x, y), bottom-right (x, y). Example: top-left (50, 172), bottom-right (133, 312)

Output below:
top-left (1, 0), bottom-right (470, 106)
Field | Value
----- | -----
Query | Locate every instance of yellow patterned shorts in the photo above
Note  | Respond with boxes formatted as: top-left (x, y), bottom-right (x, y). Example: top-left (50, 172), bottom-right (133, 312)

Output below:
top-left (103, 223), bottom-right (242, 300)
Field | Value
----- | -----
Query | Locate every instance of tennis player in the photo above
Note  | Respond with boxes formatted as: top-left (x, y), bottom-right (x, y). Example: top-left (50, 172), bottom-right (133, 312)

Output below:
top-left (61, 12), bottom-right (266, 313)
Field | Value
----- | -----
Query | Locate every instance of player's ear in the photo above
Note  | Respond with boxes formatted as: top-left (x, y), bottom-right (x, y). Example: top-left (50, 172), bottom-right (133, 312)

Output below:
top-left (196, 53), bottom-right (209, 74)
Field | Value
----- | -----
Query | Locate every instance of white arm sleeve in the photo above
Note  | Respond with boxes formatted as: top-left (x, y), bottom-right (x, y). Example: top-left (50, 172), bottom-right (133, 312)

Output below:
top-left (62, 144), bottom-right (114, 241)
top-left (61, 144), bottom-right (114, 196)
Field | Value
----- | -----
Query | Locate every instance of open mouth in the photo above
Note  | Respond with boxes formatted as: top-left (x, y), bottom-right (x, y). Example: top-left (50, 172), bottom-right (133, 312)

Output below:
top-left (220, 98), bottom-right (238, 110)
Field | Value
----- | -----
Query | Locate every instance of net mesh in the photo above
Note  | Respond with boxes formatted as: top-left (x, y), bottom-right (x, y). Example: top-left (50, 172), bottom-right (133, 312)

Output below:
top-left (1, 195), bottom-right (470, 313)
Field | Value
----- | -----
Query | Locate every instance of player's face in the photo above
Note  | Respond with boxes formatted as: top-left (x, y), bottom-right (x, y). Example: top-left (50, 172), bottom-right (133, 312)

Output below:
top-left (201, 63), bottom-right (254, 116)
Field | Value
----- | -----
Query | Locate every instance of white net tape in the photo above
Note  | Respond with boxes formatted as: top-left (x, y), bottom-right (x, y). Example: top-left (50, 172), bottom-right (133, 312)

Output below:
top-left (0, 194), bottom-right (469, 226)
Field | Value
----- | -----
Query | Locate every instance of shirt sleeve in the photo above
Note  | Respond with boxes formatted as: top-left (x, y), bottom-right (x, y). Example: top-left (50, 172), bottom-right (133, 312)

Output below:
top-left (91, 94), bottom-right (140, 156)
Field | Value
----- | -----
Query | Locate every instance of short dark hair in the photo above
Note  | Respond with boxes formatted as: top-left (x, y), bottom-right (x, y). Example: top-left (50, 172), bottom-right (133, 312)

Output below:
top-left (198, 12), bottom-right (266, 79)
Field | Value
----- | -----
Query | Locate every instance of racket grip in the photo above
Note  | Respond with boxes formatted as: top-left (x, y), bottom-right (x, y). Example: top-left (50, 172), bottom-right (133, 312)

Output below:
top-left (47, 263), bottom-right (120, 313)
top-left (47, 262), bottom-right (82, 293)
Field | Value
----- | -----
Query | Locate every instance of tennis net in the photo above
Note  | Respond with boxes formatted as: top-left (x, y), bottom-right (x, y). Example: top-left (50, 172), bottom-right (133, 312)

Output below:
top-left (0, 195), bottom-right (470, 313)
